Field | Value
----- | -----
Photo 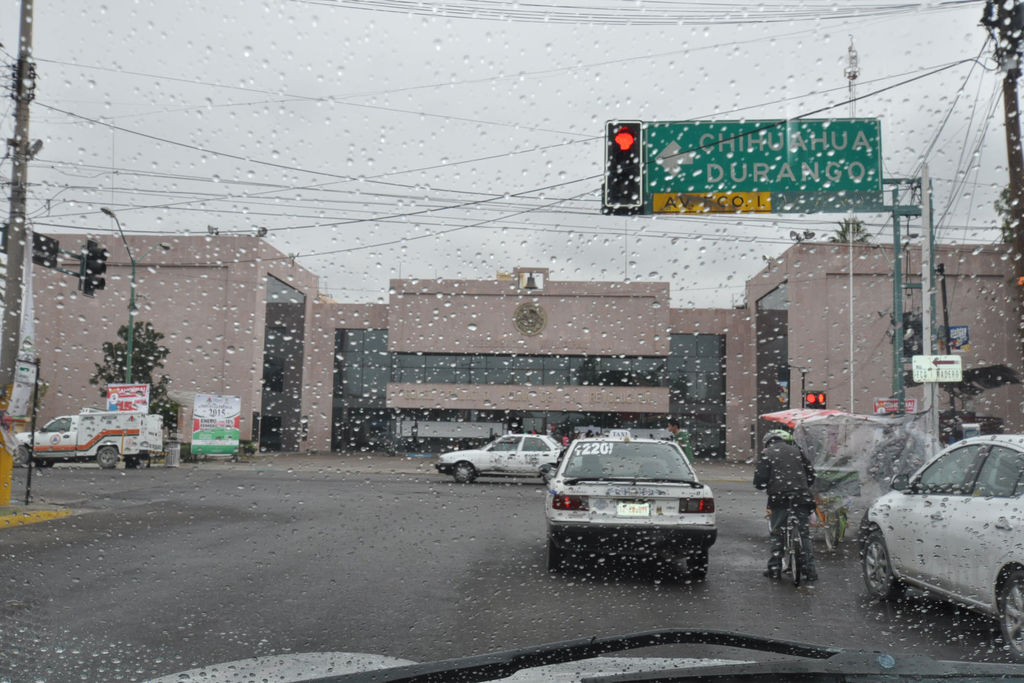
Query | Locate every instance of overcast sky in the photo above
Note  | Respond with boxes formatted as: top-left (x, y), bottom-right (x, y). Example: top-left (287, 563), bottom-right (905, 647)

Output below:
top-left (0, 0), bottom-right (1007, 308)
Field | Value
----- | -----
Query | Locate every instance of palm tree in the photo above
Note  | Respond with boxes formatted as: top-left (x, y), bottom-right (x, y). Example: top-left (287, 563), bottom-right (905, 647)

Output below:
top-left (829, 217), bottom-right (871, 243)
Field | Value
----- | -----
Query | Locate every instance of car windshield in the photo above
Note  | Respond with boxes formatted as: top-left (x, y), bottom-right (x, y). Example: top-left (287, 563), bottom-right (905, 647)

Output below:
top-left (563, 442), bottom-right (696, 481)
top-left (4, 0), bottom-right (1024, 680)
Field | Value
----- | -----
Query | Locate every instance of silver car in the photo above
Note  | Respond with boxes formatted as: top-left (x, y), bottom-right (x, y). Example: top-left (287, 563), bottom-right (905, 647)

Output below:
top-left (860, 435), bottom-right (1024, 660)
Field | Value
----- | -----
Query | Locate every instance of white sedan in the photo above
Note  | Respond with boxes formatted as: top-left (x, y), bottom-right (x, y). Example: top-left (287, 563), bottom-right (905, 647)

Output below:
top-left (544, 435), bottom-right (716, 580)
top-left (434, 434), bottom-right (562, 483)
top-left (860, 434), bottom-right (1024, 660)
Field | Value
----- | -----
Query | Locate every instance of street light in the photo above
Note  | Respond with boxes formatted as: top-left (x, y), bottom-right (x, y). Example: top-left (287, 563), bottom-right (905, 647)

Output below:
top-left (100, 208), bottom-right (171, 384)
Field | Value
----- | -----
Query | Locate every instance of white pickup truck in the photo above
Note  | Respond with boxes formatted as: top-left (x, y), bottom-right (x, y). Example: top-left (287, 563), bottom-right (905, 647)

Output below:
top-left (14, 410), bottom-right (163, 469)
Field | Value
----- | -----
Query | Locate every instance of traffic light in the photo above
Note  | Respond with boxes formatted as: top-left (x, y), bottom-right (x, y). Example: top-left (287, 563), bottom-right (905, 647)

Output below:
top-left (804, 391), bottom-right (828, 409)
top-left (80, 239), bottom-right (108, 297)
top-left (602, 120), bottom-right (643, 215)
top-left (31, 233), bottom-right (59, 269)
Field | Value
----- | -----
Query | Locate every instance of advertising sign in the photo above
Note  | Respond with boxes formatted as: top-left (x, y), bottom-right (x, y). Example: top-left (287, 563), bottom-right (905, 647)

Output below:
top-left (949, 325), bottom-right (969, 352)
top-left (107, 383), bottom-right (151, 413)
top-left (873, 398), bottom-right (918, 415)
top-left (192, 393), bottom-right (241, 456)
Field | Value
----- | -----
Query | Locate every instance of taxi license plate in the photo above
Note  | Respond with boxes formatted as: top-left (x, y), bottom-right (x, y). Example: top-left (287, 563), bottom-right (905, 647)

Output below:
top-left (617, 502), bottom-right (650, 517)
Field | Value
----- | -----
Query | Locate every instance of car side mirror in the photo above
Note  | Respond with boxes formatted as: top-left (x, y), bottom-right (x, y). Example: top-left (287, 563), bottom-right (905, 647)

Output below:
top-left (890, 473), bottom-right (911, 492)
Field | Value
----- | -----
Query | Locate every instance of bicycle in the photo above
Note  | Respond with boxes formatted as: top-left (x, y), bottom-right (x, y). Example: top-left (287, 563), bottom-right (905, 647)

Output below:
top-left (780, 506), bottom-right (804, 587)
top-left (764, 505), bottom-right (808, 587)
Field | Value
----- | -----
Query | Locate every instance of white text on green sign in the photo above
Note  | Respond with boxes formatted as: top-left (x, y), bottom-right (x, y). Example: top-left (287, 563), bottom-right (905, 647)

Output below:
top-left (646, 119), bottom-right (882, 195)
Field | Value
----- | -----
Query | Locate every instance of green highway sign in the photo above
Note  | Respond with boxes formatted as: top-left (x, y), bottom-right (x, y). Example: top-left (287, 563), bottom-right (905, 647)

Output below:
top-left (644, 119), bottom-right (882, 214)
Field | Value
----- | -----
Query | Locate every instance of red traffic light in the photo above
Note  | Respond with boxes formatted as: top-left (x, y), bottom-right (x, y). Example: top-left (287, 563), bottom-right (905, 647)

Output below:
top-left (613, 126), bottom-right (637, 151)
top-left (804, 391), bottom-right (827, 408)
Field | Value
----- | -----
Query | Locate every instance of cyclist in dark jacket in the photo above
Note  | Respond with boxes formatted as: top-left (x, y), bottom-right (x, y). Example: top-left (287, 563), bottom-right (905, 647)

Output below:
top-left (754, 429), bottom-right (818, 582)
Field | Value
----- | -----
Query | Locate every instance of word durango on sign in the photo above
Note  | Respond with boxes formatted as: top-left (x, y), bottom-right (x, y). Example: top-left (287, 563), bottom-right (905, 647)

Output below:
top-left (644, 119), bottom-right (882, 214)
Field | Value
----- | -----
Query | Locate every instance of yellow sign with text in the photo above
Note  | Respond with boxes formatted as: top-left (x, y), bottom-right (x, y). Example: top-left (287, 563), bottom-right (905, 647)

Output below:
top-left (652, 192), bottom-right (772, 214)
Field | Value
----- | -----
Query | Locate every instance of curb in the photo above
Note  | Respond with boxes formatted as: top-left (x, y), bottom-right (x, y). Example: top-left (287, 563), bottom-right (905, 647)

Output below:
top-left (0, 506), bottom-right (73, 528)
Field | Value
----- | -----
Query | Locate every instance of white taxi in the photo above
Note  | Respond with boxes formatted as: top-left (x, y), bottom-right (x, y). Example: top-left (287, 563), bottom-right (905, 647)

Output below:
top-left (435, 434), bottom-right (562, 483)
top-left (544, 434), bottom-right (716, 580)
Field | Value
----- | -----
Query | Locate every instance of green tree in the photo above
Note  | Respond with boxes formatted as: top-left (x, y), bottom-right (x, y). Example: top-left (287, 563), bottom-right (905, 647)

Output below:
top-left (994, 185), bottom-right (1015, 244)
top-left (90, 321), bottom-right (179, 429)
top-left (828, 217), bottom-right (871, 243)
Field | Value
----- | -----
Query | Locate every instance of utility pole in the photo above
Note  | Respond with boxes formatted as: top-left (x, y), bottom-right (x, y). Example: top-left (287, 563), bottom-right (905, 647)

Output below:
top-left (845, 37), bottom-right (860, 413)
top-left (0, 0), bottom-right (35, 506)
top-left (983, 0), bottom-right (1024, 353)
top-left (2, 0), bottom-right (36, 397)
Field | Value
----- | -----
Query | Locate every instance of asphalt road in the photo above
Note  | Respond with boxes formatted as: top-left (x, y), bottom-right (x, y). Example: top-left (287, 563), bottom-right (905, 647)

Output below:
top-left (0, 462), bottom-right (1014, 681)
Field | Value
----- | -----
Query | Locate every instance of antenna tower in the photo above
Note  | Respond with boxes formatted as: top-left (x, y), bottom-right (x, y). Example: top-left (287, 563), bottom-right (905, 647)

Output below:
top-left (845, 36), bottom-right (860, 117)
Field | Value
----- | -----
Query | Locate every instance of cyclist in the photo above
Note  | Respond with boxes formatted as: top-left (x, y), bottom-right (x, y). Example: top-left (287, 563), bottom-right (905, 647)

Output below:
top-left (754, 429), bottom-right (818, 583)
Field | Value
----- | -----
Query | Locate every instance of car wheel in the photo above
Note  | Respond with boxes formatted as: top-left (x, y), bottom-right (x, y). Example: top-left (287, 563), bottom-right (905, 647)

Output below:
top-left (998, 569), bottom-right (1024, 661)
top-left (862, 529), bottom-right (904, 600)
top-left (546, 537), bottom-right (564, 572)
top-left (13, 446), bottom-right (30, 468)
top-left (452, 461), bottom-right (477, 484)
top-left (96, 446), bottom-right (119, 470)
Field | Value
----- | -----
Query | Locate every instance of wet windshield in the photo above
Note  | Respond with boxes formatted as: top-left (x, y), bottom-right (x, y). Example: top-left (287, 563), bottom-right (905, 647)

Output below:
top-left (3, 0), bottom-right (1024, 680)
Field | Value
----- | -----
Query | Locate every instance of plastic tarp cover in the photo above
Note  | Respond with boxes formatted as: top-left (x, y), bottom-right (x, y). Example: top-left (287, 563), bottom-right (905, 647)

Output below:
top-left (792, 413), bottom-right (939, 506)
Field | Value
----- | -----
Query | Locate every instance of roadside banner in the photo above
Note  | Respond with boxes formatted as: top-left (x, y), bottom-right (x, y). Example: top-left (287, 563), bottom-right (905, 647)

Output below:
top-left (8, 358), bottom-right (37, 418)
top-left (107, 383), bottom-right (151, 413)
top-left (192, 393), bottom-right (241, 456)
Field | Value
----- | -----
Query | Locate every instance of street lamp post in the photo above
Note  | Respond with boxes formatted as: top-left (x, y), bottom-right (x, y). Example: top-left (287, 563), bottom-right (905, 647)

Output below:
top-left (100, 208), bottom-right (171, 384)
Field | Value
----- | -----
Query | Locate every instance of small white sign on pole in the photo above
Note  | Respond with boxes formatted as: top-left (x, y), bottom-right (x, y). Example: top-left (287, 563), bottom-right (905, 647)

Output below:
top-left (911, 355), bottom-right (963, 383)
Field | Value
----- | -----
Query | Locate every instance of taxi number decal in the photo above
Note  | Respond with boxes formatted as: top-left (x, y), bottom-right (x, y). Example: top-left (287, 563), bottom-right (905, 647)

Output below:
top-left (578, 442), bottom-right (613, 455)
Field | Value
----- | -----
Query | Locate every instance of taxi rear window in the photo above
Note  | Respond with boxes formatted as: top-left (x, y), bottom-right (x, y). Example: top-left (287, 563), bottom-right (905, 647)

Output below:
top-left (563, 442), bottom-right (694, 481)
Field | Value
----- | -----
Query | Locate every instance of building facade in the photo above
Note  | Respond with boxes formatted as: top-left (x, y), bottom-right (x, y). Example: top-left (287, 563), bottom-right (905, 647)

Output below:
top-left (27, 235), bottom-right (1023, 461)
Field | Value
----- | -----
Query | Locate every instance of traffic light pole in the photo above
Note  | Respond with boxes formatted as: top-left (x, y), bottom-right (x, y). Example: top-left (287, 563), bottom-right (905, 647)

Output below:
top-left (127, 258), bottom-right (137, 384)
top-left (890, 183), bottom-right (905, 411)
top-left (884, 177), bottom-right (924, 417)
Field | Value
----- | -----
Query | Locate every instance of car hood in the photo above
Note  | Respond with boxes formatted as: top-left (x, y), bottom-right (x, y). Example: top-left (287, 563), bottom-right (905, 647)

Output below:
top-left (150, 652), bottom-right (733, 682)
top-left (146, 628), bottom-right (1024, 681)
top-left (438, 449), bottom-right (487, 462)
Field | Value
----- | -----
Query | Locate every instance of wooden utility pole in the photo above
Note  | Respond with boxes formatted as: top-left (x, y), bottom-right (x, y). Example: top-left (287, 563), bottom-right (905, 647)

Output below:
top-left (983, 0), bottom-right (1024, 353)
top-left (2, 0), bottom-right (35, 395)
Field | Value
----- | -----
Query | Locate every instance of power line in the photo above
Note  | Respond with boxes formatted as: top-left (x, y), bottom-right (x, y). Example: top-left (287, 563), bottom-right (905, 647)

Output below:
top-left (296, 0), bottom-right (979, 25)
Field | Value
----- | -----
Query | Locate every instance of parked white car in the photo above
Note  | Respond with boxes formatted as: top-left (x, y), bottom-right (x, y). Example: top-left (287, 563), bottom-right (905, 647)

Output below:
top-left (860, 435), bottom-right (1024, 660)
top-left (434, 434), bottom-right (562, 483)
top-left (544, 435), bottom-right (716, 580)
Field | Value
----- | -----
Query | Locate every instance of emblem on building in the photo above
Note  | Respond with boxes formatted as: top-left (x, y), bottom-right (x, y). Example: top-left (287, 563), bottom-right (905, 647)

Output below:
top-left (513, 301), bottom-right (546, 336)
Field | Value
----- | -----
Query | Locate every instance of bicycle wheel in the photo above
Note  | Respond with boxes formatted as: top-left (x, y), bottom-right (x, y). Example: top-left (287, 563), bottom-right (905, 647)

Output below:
top-left (790, 529), bottom-right (802, 587)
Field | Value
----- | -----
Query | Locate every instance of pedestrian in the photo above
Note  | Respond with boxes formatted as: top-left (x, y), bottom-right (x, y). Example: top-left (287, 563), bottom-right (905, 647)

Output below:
top-left (561, 433), bottom-right (569, 447)
top-left (753, 428), bottom-right (818, 583)
top-left (666, 419), bottom-right (695, 460)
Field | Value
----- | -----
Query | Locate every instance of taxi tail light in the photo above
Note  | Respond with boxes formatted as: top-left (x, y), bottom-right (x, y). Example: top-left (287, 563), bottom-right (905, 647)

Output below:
top-left (680, 497), bottom-right (714, 513)
top-left (552, 494), bottom-right (589, 511)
